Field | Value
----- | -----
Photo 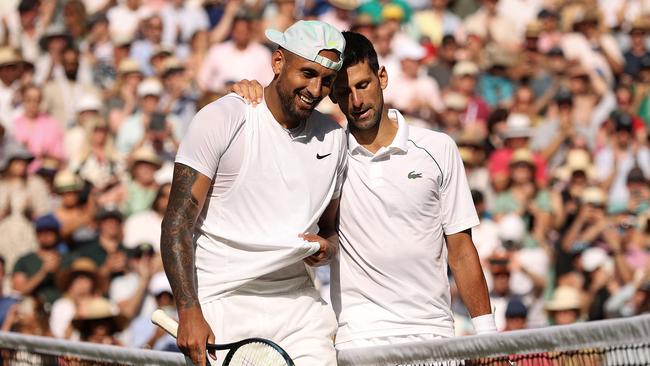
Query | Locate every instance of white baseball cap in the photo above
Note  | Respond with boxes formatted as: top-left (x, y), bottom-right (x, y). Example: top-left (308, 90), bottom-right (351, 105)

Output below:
top-left (394, 41), bottom-right (426, 61)
top-left (137, 78), bottom-right (163, 97)
top-left (265, 20), bottom-right (346, 71)
top-left (75, 94), bottom-right (102, 113)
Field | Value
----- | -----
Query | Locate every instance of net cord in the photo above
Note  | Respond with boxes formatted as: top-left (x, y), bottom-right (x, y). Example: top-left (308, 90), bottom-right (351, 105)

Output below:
top-left (337, 314), bottom-right (650, 366)
top-left (0, 330), bottom-right (186, 365)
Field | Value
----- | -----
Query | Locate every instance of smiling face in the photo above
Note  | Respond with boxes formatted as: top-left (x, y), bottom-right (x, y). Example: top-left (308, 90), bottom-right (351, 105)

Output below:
top-left (273, 49), bottom-right (339, 124)
top-left (332, 61), bottom-right (387, 132)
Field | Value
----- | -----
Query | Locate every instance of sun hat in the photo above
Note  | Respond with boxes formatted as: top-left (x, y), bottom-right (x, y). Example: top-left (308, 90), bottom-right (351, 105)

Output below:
top-left (545, 286), bottom-right (582, 311)
top-left (265, 20), bottom-right (346, 71)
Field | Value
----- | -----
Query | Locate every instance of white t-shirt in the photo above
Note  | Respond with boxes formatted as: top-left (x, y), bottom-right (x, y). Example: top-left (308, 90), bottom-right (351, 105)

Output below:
top-left (332, 109), bottom-right (479, 344)
top-left (176, 94), bottom-right (347, 304)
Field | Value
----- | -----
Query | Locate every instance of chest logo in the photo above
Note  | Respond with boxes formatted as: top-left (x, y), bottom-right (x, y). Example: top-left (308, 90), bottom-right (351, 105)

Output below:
top-left (317, 153), bottom-right (332, 159)
top-left (408, 171), bottom-right (422, 179)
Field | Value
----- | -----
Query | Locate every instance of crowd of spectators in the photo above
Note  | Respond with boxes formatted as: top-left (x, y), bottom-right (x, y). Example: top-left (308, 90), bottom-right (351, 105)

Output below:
top-left (0, 0), bottom-right (648, 350)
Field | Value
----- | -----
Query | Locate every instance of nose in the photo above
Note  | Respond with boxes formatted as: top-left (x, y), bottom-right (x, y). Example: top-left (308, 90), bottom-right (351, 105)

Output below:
top-left (306, 78), bottom-right (323, 99)
top-left (351, 89), bottom-right (363, 109)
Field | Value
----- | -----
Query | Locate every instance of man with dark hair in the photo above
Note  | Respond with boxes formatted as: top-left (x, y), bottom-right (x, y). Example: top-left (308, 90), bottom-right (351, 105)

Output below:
top-left (233, 31), bottom-right (495, 352)
top-left (162, 20), bottom-right (347, 366)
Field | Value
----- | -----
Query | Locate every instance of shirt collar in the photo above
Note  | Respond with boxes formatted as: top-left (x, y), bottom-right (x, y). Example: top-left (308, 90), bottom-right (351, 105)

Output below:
top-left (348, 108), bottom-right (410, 156)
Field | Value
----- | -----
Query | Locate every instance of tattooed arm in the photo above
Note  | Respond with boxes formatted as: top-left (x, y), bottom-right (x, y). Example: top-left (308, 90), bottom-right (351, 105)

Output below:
top-left (160, 163), bottom-right (215, 366)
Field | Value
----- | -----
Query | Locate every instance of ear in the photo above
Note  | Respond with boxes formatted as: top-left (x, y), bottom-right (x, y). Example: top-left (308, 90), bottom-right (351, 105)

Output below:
top-left (378, 66), bottom-right (388, 90)
top-left (272, 49), bottom-right (285, 75)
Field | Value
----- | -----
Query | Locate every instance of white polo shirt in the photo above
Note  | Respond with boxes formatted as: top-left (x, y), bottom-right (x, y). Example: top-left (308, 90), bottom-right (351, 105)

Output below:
top-left (331, 109), bottom-right (479, 344)
top-left (176, 94), bottom-right (347, 304)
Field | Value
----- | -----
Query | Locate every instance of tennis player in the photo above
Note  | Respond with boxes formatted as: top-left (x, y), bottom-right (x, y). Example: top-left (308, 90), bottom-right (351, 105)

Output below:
top-left (160, 21), bottom-right (347, 366)
top-left (232, 31), bottom-right (496, 351)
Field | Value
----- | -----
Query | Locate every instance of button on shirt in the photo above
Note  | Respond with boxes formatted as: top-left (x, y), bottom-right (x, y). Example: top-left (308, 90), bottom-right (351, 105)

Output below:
top-left (332, 109), bottom-right (480, 343)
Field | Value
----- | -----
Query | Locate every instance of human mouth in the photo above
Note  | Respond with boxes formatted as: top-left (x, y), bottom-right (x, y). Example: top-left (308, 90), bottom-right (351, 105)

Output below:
top-left (352, 108), bottom-right (371, 120)
top-left (297, 94), bottom-right (317, 109)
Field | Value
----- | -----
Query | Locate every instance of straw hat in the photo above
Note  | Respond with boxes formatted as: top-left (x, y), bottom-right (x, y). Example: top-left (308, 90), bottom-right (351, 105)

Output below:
top-left (56, 257), bottom-right (103, 292)
top-left (162, 57), bottom-right (185, 77)
top-left (71, 297), bottom-right (128, 332)
top-left (525, 20), bottom-right (542, 38)
top-left (580, 187), bottom-right (606, 206)
top-left (327, 0), bottom-right (358, 11)
top-left (510, 148), bottom-right (535, 166)
top-left (443, 92), bottom-right (468, 111)
top-left (117, 59), bottom-right (142, 75)
top-left (630, 17), bottom-right (650, 33)
top-left (544, 286), bottom-right (582, 311)
top-left (0, 47), bottom-right (21, 67)
top-left (129, 146), bottom-right (162, 170)
top-left (452, 61), bottom-right (479, 77)
top-left (555, 149), bottom-right (595, 181)
top-left (53, 170), bottom-right (83, 193)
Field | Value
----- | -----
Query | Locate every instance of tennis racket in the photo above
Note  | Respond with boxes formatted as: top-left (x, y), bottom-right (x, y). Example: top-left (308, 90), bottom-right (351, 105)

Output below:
top-left (151, 309), bottom-right (295, 366)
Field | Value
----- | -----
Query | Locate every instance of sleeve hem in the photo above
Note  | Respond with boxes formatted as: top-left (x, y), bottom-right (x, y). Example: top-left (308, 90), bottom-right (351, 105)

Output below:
top-left (444, 216), bottom-right (480, 236)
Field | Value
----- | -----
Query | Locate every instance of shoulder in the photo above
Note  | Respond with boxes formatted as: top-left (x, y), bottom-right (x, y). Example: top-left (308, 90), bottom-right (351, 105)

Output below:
top-left (194, 94), bottom-right (248, 122)
top-left (408, 126), bottom-right (457, 151)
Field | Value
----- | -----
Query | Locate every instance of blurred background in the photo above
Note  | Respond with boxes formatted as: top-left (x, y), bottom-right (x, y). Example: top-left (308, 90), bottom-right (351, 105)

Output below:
top-left (0, 0), bottom-right (648, 348)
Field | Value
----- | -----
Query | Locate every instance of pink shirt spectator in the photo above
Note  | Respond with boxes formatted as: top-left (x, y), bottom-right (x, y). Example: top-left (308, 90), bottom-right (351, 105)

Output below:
top-left (488, 148), bottom-right (548, 185)
top-left (198, 41), bottom-right (273, 92)
top-left (13, 113), bottom-right (65, 173)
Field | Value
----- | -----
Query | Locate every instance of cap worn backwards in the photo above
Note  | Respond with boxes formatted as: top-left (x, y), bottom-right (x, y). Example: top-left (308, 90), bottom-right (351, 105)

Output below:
top-left (265, 20), bottom-right (346, 71)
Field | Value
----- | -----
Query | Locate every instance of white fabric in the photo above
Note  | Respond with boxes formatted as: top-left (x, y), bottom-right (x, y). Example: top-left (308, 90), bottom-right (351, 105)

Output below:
top-left (335, 333), bottom-right (444, 350)
top-left (202, 286), bottom-right (337, 366)
top-left (175, 94), bottom-right (347, 303)
top-left (49, 297), bottom-right (77, 339)
top-left (470, 313), bottom-right (497, 334)
top-left (332, 109), bottom-right (480, 344)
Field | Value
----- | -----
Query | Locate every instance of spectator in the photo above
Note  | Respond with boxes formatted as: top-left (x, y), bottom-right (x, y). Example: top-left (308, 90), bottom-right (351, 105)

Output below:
top-left (12, 214), bottom-right (66, 307)
top-left (116, 77), bottom-right (165, 154)
top-left (428, 34), bottom-right (458, 89)
top-left (0, 256), bottom-right (20, 329)
top-left (72, 205), bottom-right (128, 281)
top-left (464, 0), bottom-right (518, 50)
top-left (450, 60), bottom-right (490, 130)
top-left (50, 257), bottom-right (105, 339)
top-left (12, 84), bottom-right (66, 174)
top-left (106, 58), bottom-right (143, 133)
top-left (384, 40), bottom-right (443, 120)
top-left (413, 0), bottom-right (461, 46)
top-left (623, 18), bottom-right (650, 78)
top-left (503, 297), bottom-right (528, 331)
top-left (123, 183), bottom-right (170, 252)
top-left (0, 48), bottom-right (23, 133)
top-left (544, 286), bottom-right (584, 325)
top-left (160, 0), bottom-right (210, 48)
top-left (198, 16), bottom-right (273, 92)
top-left (123, 146), bottom-right (162, 217)
top-left (71, 296), bottom-right (127, 345)
top-left (160, 58), bottom-right (196, 138)
top-left (52, 169), bottom-right (95, 242)
top-left (42, 46), bottom-right (99, 129)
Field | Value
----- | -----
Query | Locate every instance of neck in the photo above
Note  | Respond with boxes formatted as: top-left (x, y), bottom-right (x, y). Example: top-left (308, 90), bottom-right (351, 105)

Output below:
top-left (264, 83), bottom-right (302, 129)
top-left (351, 108), bottom-right (397, 154)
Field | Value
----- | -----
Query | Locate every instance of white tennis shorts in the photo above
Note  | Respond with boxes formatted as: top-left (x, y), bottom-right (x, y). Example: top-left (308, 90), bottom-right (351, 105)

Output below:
top-left (200, 285), bottom-right (337, 366)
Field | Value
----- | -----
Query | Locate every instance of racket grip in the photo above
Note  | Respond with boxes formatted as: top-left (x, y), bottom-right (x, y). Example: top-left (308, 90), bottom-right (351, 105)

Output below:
top-left (151, 309), bottom-right (179, 338)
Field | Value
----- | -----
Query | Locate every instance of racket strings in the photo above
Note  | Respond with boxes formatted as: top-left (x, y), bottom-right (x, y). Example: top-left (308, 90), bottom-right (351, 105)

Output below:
top-left (228, 342), bottom-right (289, 366)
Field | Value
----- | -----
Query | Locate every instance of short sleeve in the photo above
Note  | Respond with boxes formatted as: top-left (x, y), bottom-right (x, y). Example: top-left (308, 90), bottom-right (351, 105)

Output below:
top-left (175, 94), bottom-right (247, 179)
top-left (439, 135), bottom-right (480, 235)
top-left (331, 132), bottom-right (348, 200)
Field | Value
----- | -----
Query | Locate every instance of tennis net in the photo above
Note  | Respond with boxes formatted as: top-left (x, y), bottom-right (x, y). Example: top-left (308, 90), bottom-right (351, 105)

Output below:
top-left (0, 331), bottom-right (186, 365)
top-left (337, 315), bottom-right (650, 366)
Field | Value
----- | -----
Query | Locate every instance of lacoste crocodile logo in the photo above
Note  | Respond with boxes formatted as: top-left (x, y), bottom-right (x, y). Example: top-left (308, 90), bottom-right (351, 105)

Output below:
top-left (408, 171), bottom-right (422, 179)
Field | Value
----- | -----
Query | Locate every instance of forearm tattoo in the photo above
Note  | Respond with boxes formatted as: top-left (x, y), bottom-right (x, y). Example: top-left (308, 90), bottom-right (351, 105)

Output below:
top-left (161, 163), bottom-right (201, 310)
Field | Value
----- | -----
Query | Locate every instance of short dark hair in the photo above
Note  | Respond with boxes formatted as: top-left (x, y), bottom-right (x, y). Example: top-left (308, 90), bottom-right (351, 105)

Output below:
top-left (341, 31), bottom-right (380, 73)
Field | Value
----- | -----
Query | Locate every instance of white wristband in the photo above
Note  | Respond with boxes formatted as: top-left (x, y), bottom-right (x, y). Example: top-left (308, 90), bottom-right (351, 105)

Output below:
top-left (471, 313), bottom-right (497, 335)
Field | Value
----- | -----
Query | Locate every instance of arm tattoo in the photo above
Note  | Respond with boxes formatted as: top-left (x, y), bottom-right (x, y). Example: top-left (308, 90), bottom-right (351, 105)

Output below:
top-left (161, 163), bottom-right (202, 310)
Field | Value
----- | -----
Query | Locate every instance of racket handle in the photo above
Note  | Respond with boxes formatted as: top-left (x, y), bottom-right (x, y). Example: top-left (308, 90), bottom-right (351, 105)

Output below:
top-left (151, 309), bottom-right (179, 338)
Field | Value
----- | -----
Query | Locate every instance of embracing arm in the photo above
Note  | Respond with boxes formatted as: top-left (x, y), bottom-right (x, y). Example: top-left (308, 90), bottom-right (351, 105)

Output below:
top-left (160, 162), bottom-right (215, 365)
top-left (447, 229), bottom-right (493, 322)
top-left (303, 198), bottom-right (340, 267)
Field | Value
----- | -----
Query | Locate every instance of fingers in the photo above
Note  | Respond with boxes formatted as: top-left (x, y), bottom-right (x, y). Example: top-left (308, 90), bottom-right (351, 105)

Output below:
top-left (207, 330), bottom-right (217, 360)
top-left (252, 80), bottom-right (263, 104)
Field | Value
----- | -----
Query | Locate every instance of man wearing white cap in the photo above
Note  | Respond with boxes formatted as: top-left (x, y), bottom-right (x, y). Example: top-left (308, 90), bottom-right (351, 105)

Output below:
top-left (161, 20), bottom-right (347, 366)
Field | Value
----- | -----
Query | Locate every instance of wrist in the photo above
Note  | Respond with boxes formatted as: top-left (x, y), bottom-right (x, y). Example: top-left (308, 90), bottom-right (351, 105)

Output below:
top-left (472, 313), bottom-right (497, 334)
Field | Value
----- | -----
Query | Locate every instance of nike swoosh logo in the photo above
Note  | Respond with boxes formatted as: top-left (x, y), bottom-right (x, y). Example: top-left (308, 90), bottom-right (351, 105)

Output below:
top-left (316, 153), bottom-right (332, 159)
